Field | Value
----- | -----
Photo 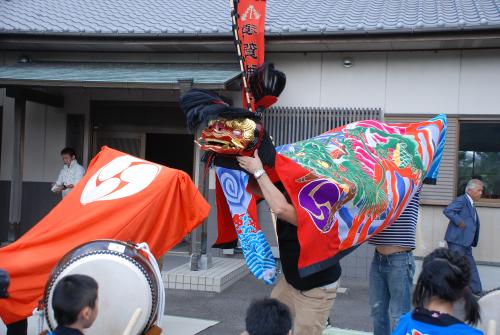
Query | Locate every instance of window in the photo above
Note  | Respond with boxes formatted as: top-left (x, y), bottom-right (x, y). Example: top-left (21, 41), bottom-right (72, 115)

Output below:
top-left (458, 122), bottom-right (500, 200)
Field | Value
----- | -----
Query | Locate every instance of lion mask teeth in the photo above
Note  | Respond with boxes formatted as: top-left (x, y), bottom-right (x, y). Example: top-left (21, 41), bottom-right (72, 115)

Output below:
top-left (199, 117), bottom-right (258, 154)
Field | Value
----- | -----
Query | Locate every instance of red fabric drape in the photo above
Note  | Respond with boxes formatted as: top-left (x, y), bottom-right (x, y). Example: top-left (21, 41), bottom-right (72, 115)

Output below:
top-left (0, 147), bottom-right (210, 324)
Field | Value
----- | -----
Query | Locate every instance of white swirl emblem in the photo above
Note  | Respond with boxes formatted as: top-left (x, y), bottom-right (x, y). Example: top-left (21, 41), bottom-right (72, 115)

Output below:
top-left (80, 155), bottom-right (161, 205)
top-left (217, 169), bottom-right (251, 208)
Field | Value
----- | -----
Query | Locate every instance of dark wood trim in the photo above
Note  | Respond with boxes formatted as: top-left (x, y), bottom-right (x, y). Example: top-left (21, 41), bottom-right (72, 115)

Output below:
top-left (9, 98), bottom-right (25, 235)
top-left (0, 106), bottom-right (2, 170)
top-left (1, 30), bottom-right (500, 53)
top-left (0, 65), bottom-right (240, 91)
top-left (1, 80), bottom-right (233, 90)
top-left (0, 28), bottom-right (499, 42)
top-left (66, 114), bottom-right (85, 163)
top-left (5, 87), bottom-right (64, 108)
top-left (90, 100), bottom-right (183, 109)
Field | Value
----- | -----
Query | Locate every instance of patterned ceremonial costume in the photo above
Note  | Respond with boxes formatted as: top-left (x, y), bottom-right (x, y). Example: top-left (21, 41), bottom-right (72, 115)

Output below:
top-left (180, 69), bottom-right (447, 284)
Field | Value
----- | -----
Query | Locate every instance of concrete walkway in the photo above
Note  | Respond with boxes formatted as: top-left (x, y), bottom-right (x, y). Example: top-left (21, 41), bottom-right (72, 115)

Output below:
top-left (0, 253), bottom-right (374, 335)
top-left (0, 269), bottom-right (374, 335)
top-left (165, 272), bottom-right (373, 335)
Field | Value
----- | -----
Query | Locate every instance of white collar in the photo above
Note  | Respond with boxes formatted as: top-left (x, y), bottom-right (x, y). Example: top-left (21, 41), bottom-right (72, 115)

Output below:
top-left (465, 193), bottom-right (474, 206)
top-left (65, 160), bottom-right (77, 169)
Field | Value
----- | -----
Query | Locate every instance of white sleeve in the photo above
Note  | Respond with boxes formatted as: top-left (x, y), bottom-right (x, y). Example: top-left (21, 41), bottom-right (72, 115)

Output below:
top-left (55, 168), bottom-right (64, 186)
top-left (73, 165), bottom-right (86, 185)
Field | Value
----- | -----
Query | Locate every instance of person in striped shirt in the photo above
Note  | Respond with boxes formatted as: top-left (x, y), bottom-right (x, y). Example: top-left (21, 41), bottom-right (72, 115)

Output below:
top-left (368, 190), bottom-right (421, 335)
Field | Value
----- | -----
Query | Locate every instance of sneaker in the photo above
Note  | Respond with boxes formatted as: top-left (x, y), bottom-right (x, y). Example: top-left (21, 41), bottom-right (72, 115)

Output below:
top-left (325, 317), bottom-right (333, 329)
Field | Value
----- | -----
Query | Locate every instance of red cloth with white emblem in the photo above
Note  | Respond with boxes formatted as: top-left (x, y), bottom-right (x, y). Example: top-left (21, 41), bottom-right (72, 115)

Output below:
top-left (0, 146), bottom-right (210, 324)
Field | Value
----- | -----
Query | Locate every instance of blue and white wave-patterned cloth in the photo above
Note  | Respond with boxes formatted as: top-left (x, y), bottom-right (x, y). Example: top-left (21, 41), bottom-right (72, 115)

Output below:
top-left (216, 167), bottom-right (276, 284)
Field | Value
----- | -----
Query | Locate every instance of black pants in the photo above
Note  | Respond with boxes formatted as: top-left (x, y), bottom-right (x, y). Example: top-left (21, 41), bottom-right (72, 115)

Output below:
top-left (6, 318), bottom-right (27, 335)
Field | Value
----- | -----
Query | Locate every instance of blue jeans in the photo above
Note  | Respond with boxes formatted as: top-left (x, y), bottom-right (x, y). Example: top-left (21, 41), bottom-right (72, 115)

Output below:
top-left (369, 251), bottom-right (415, 335)
top-left (448, 243), bottom-right (482, 294)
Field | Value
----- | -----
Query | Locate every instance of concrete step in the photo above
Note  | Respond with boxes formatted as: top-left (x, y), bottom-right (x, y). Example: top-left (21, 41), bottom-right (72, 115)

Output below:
top-left (162, 257), bottom-right (249, 293)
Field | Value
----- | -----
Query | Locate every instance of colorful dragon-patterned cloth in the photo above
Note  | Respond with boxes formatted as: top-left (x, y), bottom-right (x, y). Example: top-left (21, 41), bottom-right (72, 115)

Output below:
top-left (180, 81), bottom-right (446, 283)
top-left (212, 115), bottom-right (446, 282)
top-left (273, 115), bottom-right (446, 276)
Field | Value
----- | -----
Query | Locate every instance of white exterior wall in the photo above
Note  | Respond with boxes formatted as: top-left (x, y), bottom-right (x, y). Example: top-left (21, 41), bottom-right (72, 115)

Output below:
top-left (0, 91), bottom-right (68, 183)
top-left (269, 49), bottom-right (500, 116)
top-left (385, 52), bottom-right (461, 115)
top-left (416, 206), bottom-right (500, 264)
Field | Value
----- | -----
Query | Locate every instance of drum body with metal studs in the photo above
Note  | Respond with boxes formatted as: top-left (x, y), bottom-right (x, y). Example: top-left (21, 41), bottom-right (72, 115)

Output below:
top-left (43, 240), bottom-right (160, 335)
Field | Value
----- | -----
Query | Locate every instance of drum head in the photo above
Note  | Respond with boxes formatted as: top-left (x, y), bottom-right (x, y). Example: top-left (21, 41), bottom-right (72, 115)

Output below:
top-left (45, 243), bottom-right (157, 335)
top-left (478, 288), bottom-right (500, 333)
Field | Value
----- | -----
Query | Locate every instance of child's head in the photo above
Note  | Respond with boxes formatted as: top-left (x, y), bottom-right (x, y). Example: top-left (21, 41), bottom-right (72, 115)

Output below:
top-left (245, 298), bottom-right (292, 335)
top-left (413, 248), bottom-right (480, 325)
top-left (52, 274), bottom-right (99, 329)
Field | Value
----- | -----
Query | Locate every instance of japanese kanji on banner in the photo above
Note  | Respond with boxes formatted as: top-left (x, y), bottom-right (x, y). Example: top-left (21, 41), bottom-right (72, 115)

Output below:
top-left (231, 0), bottom-right (266, 110)
top-left (0, 147), bottom-right (210, 324)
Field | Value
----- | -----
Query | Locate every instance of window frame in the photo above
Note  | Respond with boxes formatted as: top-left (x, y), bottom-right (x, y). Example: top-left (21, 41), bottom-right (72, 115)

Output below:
top-left (457, 118), bottom-right (500, 207)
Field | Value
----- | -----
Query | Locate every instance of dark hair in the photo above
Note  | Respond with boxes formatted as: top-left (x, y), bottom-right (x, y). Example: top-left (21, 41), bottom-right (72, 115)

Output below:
top-left (52, 274), bottom-right (98, 326)
top-left (180, 89), bottom-right (256, 131)
top-left (413, 248), bottom-right (480, 325)
top-left (60, 147), bottom-right (76, 157)
top-left (245, 298), bottom-right (292, 335)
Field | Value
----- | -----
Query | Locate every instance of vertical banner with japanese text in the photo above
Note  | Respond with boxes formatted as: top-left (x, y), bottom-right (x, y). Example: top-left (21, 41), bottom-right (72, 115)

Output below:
top-left (231, 0), bottom-right (266, 111)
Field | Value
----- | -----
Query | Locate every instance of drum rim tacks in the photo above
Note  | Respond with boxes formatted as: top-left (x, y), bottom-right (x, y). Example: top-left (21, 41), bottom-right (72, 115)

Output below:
top-left (42, 239), bottom-right (160, 334)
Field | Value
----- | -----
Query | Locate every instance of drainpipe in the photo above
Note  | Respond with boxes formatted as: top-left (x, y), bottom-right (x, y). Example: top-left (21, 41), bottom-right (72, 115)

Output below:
top-left (178, 79), bottom-right (212, 271)
top-left (190, 124), bottom-right (213, 271)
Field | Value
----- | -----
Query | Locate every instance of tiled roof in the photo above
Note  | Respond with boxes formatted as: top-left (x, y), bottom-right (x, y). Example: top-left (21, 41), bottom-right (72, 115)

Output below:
top-left (0, 62), bottom-right (241, 89)
top-left (0, 0), bottom-right (499, 36)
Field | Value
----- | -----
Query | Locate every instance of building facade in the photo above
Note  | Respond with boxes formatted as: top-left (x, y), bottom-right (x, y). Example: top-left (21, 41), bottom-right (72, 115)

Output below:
top-left (1, 0), bottom-right (499, 284)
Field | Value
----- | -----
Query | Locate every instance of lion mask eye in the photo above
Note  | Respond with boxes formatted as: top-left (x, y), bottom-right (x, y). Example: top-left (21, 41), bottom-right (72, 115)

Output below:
top-left (233, 130), bottom-right (242, 136)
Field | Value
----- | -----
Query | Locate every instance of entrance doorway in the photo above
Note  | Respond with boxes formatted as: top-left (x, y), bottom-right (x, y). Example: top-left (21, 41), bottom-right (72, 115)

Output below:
top-left (146, 133), bottom-right (194, 177)
top-left (93, 131), bottom-right (146, 158)
top-left (91, 101), bottom-right (193, 171)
